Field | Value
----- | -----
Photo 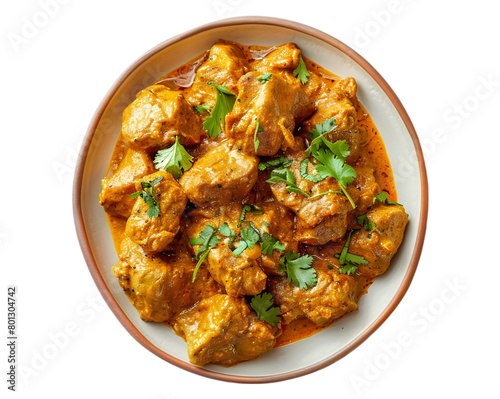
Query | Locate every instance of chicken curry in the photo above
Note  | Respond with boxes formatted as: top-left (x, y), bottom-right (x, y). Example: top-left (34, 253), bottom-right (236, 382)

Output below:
top-left (99, 40), bottom-right (408, 367)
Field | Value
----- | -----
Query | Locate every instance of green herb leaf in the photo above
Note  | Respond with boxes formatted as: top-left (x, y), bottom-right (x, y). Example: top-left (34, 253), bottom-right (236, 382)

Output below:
top-left (293, 55), bottom-right (310, 84)
top-left (305, 118), bottom-right (337, 155)
top-left (260, 232), bottom-right (286, 256)
top-left (231, 240), bottom-right (248, 256)
top-left (257, 73), bottom-right (272, 84)
top-left (300, 157), bottom-right (327, 183)
top-left (312, 146), bottom-right (357, 208)
top-left (357, 214), bottom-right (377, 232)
top-left (130, 176), bottom-right (164, 218)
top-left (258, 156), bottom-right (292, 171)
top-left (240, 226), bottom-right (260, 250)
top-left (266, 167), bottom-right (311, 198)
top-left (338, 264), bottom-right (358, 276)
top-left (202, 82), bottom-right (236, 138)
top-left (189, 225), bottom-right (221, 259)
top-left (279, 251), bottom-right (316, 290)
top-left (250, 292), bottom-right (281, 326)
top-left (154, 137), bottom-right (194, 179)
top-left (254, 120), bottom-right (264, 153)
top-left (373, 191), bottom-right (402, 206)
top-left (193, 104), bottom-right (211, 114)
top-left (335, 229), bottom-right (368, 276)
top-left (218, 222), bottom-right (237, 250)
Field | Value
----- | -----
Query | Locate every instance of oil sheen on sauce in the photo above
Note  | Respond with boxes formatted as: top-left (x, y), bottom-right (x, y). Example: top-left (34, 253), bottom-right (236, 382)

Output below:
top-left (104, 42), bottom-right (397, 348)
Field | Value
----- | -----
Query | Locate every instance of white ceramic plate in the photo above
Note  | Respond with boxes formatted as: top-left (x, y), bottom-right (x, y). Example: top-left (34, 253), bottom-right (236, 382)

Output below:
top-left (73, 17), bottom-right (428, 383)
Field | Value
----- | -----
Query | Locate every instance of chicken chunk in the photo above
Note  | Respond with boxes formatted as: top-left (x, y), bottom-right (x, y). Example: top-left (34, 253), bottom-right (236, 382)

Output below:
top-left (125, 171), bottom-right (187, 252)
top-left (349, 204), bottom-right (408, 278)
top-left (99, 148), bottom-right (155, 218)
top-left (121, 85), bottom-right (204, 152)
top-left (179, 140), bottom-right (258, 208)
top-left (173, 294), bottom-right (280, 366)
top-left (185, 202), bottom-right (290, 296)
top-left (268, 259), bottom-right (358, 326)
top-left (226, 71), bottom-right (314, 156)
top-left (252, 43), bottom-right (301, 73)
top-left (207, 244), bottom-right (266, 296)
top-left (113, 237), bottom-right (223, 322)
top-left (268, 150), bottom-right (351, 244)
top-left (301, 77), bottom-right (364, 157)
top-left (186, 40), bottom-right (250, 108)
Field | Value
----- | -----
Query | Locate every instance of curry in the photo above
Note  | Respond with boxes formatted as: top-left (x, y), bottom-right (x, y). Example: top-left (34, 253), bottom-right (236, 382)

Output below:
top-left (99, 40), bottom-right (408, 367)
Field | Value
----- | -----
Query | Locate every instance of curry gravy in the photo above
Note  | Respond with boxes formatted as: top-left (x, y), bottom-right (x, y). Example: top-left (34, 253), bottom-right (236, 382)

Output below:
top-left (104, 42), bottom-right (397, 349)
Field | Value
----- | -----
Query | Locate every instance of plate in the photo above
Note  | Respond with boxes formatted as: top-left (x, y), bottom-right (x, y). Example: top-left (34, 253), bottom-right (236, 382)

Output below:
top-left (73, 16), bottom-right (428, 383)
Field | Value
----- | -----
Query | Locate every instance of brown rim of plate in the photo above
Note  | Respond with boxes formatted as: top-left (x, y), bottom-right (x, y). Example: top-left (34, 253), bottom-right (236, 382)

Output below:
top-left (73, 16), bottom-right (428, 384)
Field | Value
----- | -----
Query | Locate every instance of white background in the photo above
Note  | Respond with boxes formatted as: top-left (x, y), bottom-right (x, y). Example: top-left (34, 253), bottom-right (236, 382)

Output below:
top-left (1, 0), bottom-right (499, 397)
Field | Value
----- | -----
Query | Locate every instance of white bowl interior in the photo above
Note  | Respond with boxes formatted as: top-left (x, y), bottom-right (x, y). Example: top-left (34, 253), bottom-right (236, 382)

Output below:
top-left (80, 22), bottom-right (423, 379)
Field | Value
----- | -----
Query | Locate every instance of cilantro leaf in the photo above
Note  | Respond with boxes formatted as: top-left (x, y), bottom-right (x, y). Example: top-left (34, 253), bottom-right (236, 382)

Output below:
top-left (240, 227), bottom-right (260, 250)
top-left (189, 225), bottom-right (221, 259)
top-left (254, 120), bottom-right (264, 152)
top-left (305, 117), bottom-right (337, 155)
top-left (154, 137), bottom-right (193, 179)
top-left (312, 145), bottom-right (357, 208)
top-left (293, 55), bottom-right (310, 84)
top-left (338, 264), bottom-right (358, 276)
top-left (193, 104), bottom-right (211, 114)
top-left (260, 232), bottom-right (287, 256)
top-left (258, 156), bottom-right (292, 171)
top-left (279, 251), bottom-right (316, 290)
top-left (189, 225), bottom-right (222, 282)
top-left (202, 82), bottom-right (236, 138)
top-left (250, 292), bottom-right (281, 326)
top-left (130, 176), bottom-right (164, 218)
top-left (300, 158), bottom-right (326, 183)
top-left (257, 73), bottom-right (272, 84)
top-left (218, 222), bottom-right (237, 250)
top-left (335, 229), bottom-right (368, 276)
top-left (266, 167), bottom-right (311, 198)
top-left (357, 214), bottom-right (377, 232)
top-left (373, 191), bottom-right (403, 206)
top-left (237, 204), bottom-right (263, 228)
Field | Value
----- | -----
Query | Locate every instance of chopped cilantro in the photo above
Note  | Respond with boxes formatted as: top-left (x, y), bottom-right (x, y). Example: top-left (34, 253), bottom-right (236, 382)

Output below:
top-left (218, 222), bottom-right (237, 250)
top-left (266, 167), bottom-right (311, 197)
top-left (357, 214), bottom-right (377, 232)
top-left (257, 73), bottom-right (272, 84)
top-left (293, 55), bottom-right (310, 84)
top-left (154, 137), bottom-right (193, 179)
top-left (260, 232), bottom-right (287, 257)
top-left (373, 191), bottom-right (402, 206)
top-left (335, 229), bottom-right (368, 276)
top-left (258, 156), bottom-right (292, 171)
top-left (202, 81), bottom-right (236, 138)
top-left (250, 292), bottom-right (281, 326)
top-left (279, 251), bottom-right (316, 290)
top-left (193, 104), bottom-right (211, 114)
top-left (254, 120), bottom-right (264, 152)
top-left (130, 176), bottom-right (163, 218)
top-left (189, 225), bottom-right (221, 282)
top-left (311, 143), bottom-right (357, 208)
top-left (305, 117), bottom-right (337, 155)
